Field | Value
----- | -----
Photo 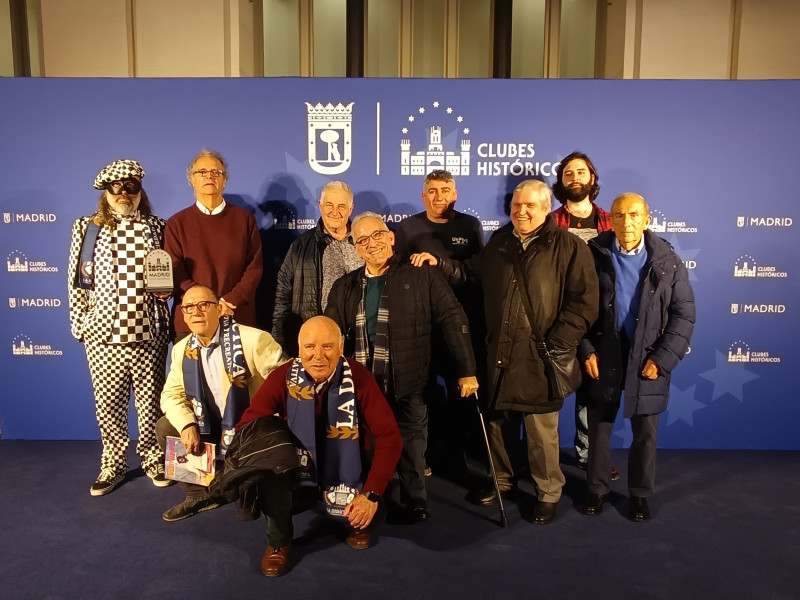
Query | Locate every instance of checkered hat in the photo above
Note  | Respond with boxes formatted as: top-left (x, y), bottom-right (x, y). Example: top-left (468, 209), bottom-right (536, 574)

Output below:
top-left (93, 159), bottom-right (145, 189)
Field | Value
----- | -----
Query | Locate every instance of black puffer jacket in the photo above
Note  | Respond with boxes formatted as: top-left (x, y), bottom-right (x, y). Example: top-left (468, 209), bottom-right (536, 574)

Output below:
top-left (324, 255), bottom-right (476, 400)
top-left (442, 216), bottom-right (598, 413)
top-left (272, 220), bottom-right (330, 355)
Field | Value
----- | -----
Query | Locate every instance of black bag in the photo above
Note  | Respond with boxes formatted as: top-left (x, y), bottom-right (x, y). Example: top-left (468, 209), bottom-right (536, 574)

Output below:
top-left (512, 249), bottom-right (582, 400)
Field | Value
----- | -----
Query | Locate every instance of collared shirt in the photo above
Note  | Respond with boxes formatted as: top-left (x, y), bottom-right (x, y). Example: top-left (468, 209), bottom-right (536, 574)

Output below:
top-left (513, 226), bottom-right (543, 250)
top-left (199, 326), bottom-right (225, 416)
top-left (195, 199), bottom-right (226, 215)
top-left (614, 234), bottom-right (646, 255)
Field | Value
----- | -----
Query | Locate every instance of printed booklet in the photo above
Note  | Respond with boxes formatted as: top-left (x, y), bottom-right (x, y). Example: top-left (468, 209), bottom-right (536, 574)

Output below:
top-left (165, 436), bottom-right (216, 486)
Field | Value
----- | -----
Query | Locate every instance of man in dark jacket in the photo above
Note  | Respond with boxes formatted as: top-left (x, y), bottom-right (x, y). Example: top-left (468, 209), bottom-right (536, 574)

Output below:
top-left (580, 193), bottom-right (695, 522)
top-left (272, 181), bottom-right (363, 356)
top-left (451, 180), bottom-right (599, 525)
top-left (325, 212), bottom-right (478, 522)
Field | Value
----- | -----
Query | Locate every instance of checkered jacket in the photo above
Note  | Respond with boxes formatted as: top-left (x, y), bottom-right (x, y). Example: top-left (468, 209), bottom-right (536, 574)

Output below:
top-left (67, 213), bottom-right (167, 344)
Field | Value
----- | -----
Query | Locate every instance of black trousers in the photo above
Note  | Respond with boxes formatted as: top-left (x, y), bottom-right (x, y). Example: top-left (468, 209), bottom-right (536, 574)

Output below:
top-left (256, 472), bottom-right (386, 549)
top-left (586, 400), bottom-right (660, 497)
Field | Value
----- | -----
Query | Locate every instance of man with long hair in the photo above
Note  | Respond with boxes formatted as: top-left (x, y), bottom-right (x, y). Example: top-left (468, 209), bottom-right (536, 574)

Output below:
top-left (67, 159), bottom-right (172, 496)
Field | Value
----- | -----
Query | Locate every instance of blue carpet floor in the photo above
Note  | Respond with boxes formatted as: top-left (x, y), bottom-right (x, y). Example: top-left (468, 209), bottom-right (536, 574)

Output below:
top-left (0, 441), bottom-right (798, 599)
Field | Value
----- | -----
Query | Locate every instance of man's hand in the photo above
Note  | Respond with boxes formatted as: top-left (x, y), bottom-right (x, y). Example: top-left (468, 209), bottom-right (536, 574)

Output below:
top-left (218, 299), bottom-right (236, 317)
top-left (343, 493), bottom-right (378, 530)
top-left (641, 359), bottom-right (659, 380)
top-left (457, 376), bottom-right (479, 397)
top-left (409, 252), bottom-right (438, 268)
top-left (180, 424), bottom-right (202, 455)
top-left (584, 354), bottom-right (600, 380)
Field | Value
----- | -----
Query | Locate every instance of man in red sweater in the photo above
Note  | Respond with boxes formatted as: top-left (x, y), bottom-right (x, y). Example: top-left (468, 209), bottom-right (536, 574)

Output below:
top-left (165, 149), bottom-right (262, 338)
top-left (238, 316), bottom-right (402, 577)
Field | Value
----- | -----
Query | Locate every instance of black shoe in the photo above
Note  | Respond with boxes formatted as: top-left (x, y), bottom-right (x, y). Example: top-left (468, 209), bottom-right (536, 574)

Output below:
top-left (584, 493), bottom-right (609, 515)
top-left (533, 500), bottom-right (558, 525)
top-left (90, 470), bottom-right (125, 497)
top-left (469, 485), bottom-right (515, 506)
top-left (163, 497), bottom-right (221, 522)
top-left (408, 499), bottom-right (429, 522)
top-left (629, 496), bottom-right (650, 522)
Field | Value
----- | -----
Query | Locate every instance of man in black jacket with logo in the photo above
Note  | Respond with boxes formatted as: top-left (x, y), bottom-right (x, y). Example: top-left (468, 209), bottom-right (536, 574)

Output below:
top-left (325, 212), bottom-right (478, 522)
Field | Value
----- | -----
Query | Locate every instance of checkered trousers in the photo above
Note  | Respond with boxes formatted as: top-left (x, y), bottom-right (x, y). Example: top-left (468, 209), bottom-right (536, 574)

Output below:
top-left (85, 332), bottom-right (169, 475)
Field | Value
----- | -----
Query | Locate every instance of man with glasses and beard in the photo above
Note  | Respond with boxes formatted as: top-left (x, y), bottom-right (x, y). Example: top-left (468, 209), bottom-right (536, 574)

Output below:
top-left (165, 149), bottom-right (263, 340)
top-left (68, 159), bottom-right (172, 496)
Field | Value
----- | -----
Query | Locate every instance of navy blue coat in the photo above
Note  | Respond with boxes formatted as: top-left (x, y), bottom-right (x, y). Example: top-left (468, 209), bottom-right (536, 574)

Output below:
top-left (578, 231), bottom-right (695, 417)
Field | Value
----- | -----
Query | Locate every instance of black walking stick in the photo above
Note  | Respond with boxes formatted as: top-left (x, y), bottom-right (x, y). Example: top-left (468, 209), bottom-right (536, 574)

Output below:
top-left (473, 392), bottom-right (508, 528)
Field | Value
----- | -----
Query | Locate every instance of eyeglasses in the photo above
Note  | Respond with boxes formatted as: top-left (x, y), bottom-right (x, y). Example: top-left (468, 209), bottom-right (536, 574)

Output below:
top-left (105, 178), bottom-right (142, 195)
top-left (354, 230), bottom-right (389, 247)
top-left (192, 169), bottom-right (226, 178)
top-left (180, 301), bottom-right (217, 314)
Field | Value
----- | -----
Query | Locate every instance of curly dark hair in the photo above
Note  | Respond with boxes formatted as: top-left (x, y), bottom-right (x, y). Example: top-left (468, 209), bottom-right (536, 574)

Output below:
top-left (552, 151), bottom-right (600, 204)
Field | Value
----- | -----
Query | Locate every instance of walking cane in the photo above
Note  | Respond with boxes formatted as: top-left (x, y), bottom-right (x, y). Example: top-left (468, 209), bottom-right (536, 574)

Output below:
top-left (474, 392), bottom-right (508, 528)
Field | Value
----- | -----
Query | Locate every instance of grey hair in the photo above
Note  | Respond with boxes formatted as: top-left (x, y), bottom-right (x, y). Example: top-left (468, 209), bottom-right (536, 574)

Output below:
top-left (513, 179), bottom-right (552, 212)
top-left (320, 181), bottom-right (354, 204)
top-left (351, 211), bottom-right (388, 231)
top-left (186, 149), bottom-right (229, 182)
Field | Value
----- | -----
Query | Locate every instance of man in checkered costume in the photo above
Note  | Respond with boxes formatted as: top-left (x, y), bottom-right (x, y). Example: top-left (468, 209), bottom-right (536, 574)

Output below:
top-left (67, 159), bottom-right (173, 496)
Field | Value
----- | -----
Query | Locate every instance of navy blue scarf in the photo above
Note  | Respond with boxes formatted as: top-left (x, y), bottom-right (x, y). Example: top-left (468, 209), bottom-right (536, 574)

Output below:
top-left (285, 356), bottom-right (363, 517)
top-left (182, 316), bottom-right (251, 458)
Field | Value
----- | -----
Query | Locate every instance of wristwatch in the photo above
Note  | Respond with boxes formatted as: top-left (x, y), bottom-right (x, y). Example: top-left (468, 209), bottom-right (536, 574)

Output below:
top-left (363, 491), bottom-right (381, 503)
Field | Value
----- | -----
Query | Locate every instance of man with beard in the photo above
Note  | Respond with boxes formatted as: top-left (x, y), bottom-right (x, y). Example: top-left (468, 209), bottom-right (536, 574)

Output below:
top-left (396, 170), bottom-right (484, 477)
top-left (551, 151), bottom-right (617, 480)
top-left (165, 149), bottom-right (262, 339)
top-left (272, 181), bottom-right (363, 357)
top-left (68, 159), bottom-right (172, 496)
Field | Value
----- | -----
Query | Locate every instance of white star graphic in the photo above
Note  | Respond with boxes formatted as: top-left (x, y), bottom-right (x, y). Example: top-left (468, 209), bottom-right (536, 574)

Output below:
top-left (419, 107), bottom-right (425, 114)
top-left (401, 127), bottom-right (408, 134)
top-left (408, 116), bottom-right (415, 122)
top-left (665, 384), bottom-right (707, 427)
top-left (433, 101), bottom-right (440, 107)
top-left (463, 128), bottom-right (470, 134)
top-left (447, 107), bottom-right (453, 114)
top-left (699, 350), bottom-right (759, 402)
top-left (457, 116), bottom-right (463, 122)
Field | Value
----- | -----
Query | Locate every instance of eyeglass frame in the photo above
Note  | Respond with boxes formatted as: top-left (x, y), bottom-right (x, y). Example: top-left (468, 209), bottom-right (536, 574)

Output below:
top-left (191, 169), bottom-right (226, 179)
top-left (354, 229), bottom-right (390, 248)
top-left (180, 300), bottom-right (218, 315)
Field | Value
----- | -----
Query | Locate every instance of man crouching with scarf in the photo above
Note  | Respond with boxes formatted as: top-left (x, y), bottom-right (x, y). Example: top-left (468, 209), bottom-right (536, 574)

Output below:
top-left (237, 316), bottom-right (402, 578)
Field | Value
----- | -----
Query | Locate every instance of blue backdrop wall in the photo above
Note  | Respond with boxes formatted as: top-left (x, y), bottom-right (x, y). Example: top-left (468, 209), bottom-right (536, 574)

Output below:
top-left (1, 78), bottom-right (798, 449)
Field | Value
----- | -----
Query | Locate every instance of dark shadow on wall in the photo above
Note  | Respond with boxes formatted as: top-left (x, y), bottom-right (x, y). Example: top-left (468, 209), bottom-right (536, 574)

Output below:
top-left (253, 175), bottom-right (316, 334)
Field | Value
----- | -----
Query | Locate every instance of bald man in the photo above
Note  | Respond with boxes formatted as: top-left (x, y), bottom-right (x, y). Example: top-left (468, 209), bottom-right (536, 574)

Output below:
top-left (157, 284), bottom-right (285, 522)
top-left (239, 316), bottom-right (402, 577)
top-left (579, 193), bottom-right (695, 522)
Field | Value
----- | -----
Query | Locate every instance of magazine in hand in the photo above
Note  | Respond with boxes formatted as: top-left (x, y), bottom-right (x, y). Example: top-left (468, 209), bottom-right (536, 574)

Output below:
top-left (165, 436), bottom-right (216, 486)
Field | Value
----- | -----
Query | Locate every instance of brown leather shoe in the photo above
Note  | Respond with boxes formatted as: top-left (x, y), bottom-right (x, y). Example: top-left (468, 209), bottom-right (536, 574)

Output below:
top-left (261, 545), bottom-right (290, 577)
top-left (345, 531), bottom-right (371, 550)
